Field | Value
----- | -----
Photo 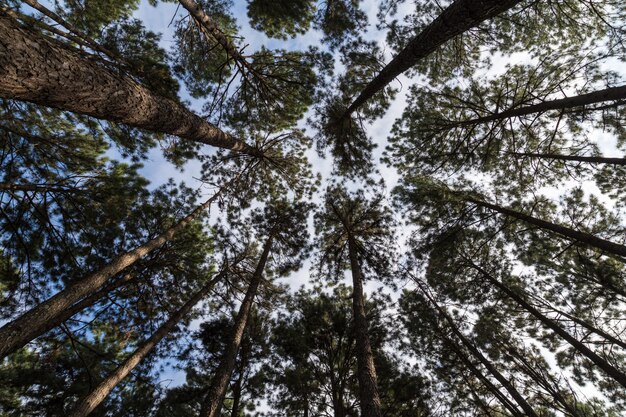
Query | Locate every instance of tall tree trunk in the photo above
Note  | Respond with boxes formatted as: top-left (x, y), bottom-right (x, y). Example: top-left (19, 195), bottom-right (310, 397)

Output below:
top-left (343, 0), bottom-right (522, 117)
top-left (199, 234), bottom-right (274, 417)
top-left (466, 196), bottom-right (626, 258)
top-left (457, 359), bottom-right (523, 417)
top-left (0, 179), bottom-right (232, 359)
top-left (460, 85), bottom-right (626, 126)
top-left (510, 152), bottom-right (626, 166)
top-left (347, 235), bottom-right (382, 417)
top-left (0, 13), bottom-right (259, 155)
top-left (418, 283), bottom-right (540, 417)
top-left (178, 0), bottom-right (250, 71)
top-left (470, 262), bottom-right (626, 388)
top-left (66, 272), bottom-right (222, 417)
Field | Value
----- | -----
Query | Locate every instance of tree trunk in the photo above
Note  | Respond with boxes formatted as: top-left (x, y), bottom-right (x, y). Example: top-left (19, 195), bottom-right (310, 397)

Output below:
top-left (0, 13), bottom-right (258, 155)
top-left (66, 273), bottom-right (222, 417)
top-left (229, 367), bottom-right (244, 417)
top-left (419, 283), bottom-right (539, 417)
top-left (0, 181), bottom-right (229, 359)
top-left (199, 234), bottom-right (274, 417)
top-left (466, 197), bottom-right (626, 258)
top-left (510, 152), bottom-right (626, 166)
top-left (178, 0), bottom-right (249, 70)
top-left (471, 262), bottom-right (626, 388)
top-left (461, 85), bottom-right (626, 126)
top-left (344, 0), bottom-right (522, 117)
top-left (347, 235), bottom-right (382, 417)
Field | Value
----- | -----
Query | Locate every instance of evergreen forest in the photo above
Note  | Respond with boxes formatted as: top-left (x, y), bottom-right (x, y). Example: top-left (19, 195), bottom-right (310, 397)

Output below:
top-left (2, 0), bottom-right (626, 415)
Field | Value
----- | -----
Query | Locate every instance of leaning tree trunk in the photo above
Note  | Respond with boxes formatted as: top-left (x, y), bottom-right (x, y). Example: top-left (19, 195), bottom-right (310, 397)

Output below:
top-left (510, 152), bottom-right (626, 166)
top-left (0, 13), bottom-right (258, 154)
top-left (66, 272), bottom-right (223, 417)
top-left (199, 234), bottom-right (274, 417)
top-left (460, 84), bottom-right (626, 127)
top-left (466, 196), bottom-right (626, 258)
top-left (452, 342), bottom-right (525, 417)
top-left (343, 0), bottom-right (522, 118)
top-left (419, 284), bottom-right (540, 417)
top-left (0, 179), bottom-right (233, 359)
top-left (347, 235), bottom-right (383, 417)
top-left (471, 262), bottom-right (626, 388)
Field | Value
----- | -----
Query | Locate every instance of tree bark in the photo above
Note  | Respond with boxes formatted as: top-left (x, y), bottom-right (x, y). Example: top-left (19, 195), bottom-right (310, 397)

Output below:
top-left (199, 234), bottom-right (274, 417)
top-left (460, 85), bottom-right (626, 126)
top-left (344, 0), bottom-right (522, 117)
top-left (347, 235), bottom-right (382, 417)
top-left (470, 262), bottom-right (626, 388)
top-left (0, 181), bottom-right (229, 359)
top-left (419, 285), bottom-right (539, 417)
top-left (466, 197), bottom-right (626, 258)
top-left (66, 273), bottom-right (222, 417)
top-left (0, 13), bottom-right (259, 155)
top-left (510, 152), bottom-right (626, 166)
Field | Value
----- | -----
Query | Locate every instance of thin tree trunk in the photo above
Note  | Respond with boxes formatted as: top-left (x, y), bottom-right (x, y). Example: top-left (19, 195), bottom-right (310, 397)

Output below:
top-left (229, 365), bottom-right (244, 417)
top-left (178, 0), bottom-right (250, 71)
top-left (466, 196), bottom-right (626, 258)
top-left (470, 262), bottom-right (626, 388)
top-left (199, 234), bottom-right (274, 417)
top-left (452, 341), bottom-right (524, 417)
top-left (459, 364), bottom-right (520, 417)
top-left (0, 179), bottom-right (232, 359)
top-left (418, 283), bottom-right (540, 417)
top-left (0, 13), bottom-right (259, 155)
top-left (460, 85), bottom-right (626, 126)
top-left (66, 273), bottom-right (222, 417)
top-left (510, 152), bottom-right (626, 166)
top-left (343, 0), bottom-right (522, 117)
top-left (347, 235), bottom-right (382, 417)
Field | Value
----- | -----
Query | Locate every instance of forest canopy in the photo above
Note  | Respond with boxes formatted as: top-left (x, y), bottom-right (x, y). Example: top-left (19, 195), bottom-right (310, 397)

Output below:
top-left (0, 0), bottom-right (626, 416)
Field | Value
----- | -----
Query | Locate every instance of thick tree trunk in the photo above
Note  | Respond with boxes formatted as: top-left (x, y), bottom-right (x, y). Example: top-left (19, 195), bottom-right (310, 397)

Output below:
top-left (471, 262), bottom-right (626, 388)
top-left (461, 85), bottom-right (626, 126)
top-left (510, 152), bottom-right (626, 166)
top-left (199, 234), bottom-right (274, 417)
top-left (0, 182), bottom-right (228, 359)
top-left (344, 0), bottom-right (522, 117)
top-left (467, 197), bottom-right (626, 258)
top-left (347, 236), bottom-right (382, 417)
top-left (0, 13), bottom-right (258, 155)
top-left (420, 286), bottom-right (539, 417)
top-left (66, 274), bottom-right (222, 417)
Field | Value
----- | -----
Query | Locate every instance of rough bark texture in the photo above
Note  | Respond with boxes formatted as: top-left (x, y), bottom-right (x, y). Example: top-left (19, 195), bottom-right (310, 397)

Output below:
top-left (67, 274), bottom-right (221, 417)
top-left (347, 236), bottom-right (382, 417)
top-left (511, 152), bottom-right (626, 166)
top-left (344, 0), bottom-right (522, 116)
top-left (472, 263), bottom-right (626, 388)
top-left (462, 85), bottom-right (626, 126)
top-left (468, 198), bottom-right (626, 258)
top-left (0, 13), bottom-right (258, 154)
top-left (422, 287), bottom-right (539, 417)
top-left (200, 235), bottom-right (274, 417)
top-left (0, 188), bottom-right (224, 359)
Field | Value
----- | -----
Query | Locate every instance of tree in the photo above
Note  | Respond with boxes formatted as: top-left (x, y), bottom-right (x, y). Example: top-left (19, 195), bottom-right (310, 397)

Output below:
top-left (314, 185), bottom-right (396, 417)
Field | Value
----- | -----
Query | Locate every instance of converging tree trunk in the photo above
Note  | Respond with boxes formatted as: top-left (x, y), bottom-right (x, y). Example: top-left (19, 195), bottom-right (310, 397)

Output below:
top-left (510, 152), bottom-right (626, 166)
top-left (66, 272), bottom-right (223, 417)
top-left (460, 85), bottom-right (626, 127)
top-left (0, 180), bottom-right (232, 359)
top-left (343, 0), bottom-right (522, 118)
top-left (0, 13), bottom-right (259, 154)
top-left (470, 262), bottom-right (626, 388)
top-left (199, 233), bottom-right (274, 417)
top-left (418, 283), bottom-right (539, 417)
top-left (465, 196), bottom-right (626, 258)
top-left (347, 235), bottom-right (382, 417)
